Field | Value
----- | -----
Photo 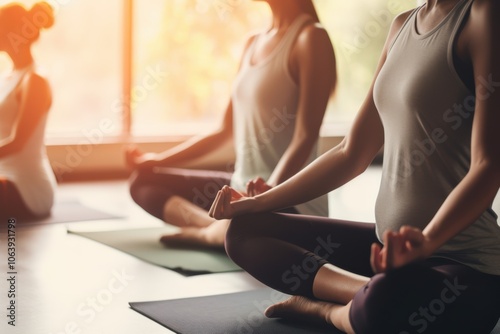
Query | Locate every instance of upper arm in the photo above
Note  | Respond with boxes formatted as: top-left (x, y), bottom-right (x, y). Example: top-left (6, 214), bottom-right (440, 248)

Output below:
top-left (467, 0), bottom-right (500, 181)
top-left (12, 73), bottom-right (52, 149)
top-left (290, 24), bottom-right (336, 144)
top-left (341, 10), bottom-right (413, 170)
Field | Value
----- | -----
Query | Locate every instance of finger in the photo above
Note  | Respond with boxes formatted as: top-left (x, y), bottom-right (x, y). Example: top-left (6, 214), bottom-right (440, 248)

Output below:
top-left (230, 187), bottom-right (243, 199)
top-left (400, 226), bottom-right (425, 246)
top-left (370, 243), bottom-right (382, 273)
top-left (223, 187), bottom-right (232, 217)
top-left (384, 232), bottom-right (394, 269)
top-left (247, 182), bottom-right (254, 197)
top-left (208, 191), bottom-right (222, 218)
top-left (255, 177), bottom-right (265, 187)
top-left (208, 191), bottom-right (222, 217)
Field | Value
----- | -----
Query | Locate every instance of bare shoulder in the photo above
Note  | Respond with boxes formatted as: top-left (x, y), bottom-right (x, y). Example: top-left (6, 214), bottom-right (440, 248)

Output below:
top-left (469, 0), bottom-right (498, 29)
top-left (24, 72), bottom-right (50, 90)
top-left (471, 0), bottom-right (499, 12)
top-left (462, 0), bottom-right (499, 56)
top-left (17, 72), bottom-right (52, 112)
top-left (295, 23), bottom-right (332, 50)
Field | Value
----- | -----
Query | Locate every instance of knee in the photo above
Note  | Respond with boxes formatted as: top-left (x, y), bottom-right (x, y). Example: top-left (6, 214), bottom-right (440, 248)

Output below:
top-left (128, 170), bottom-right (157, 206)
top-left (224, 214), bottom-right (253, 262)
top-left (350, 264), bottom-right (444, 334)
top-left (128, 170), bottom-right (142, 201)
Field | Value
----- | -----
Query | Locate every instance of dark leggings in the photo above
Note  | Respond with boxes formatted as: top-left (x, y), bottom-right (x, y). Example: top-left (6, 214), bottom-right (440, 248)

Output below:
top-left (129, 167), bottom-right (234, 218)
top-left (0, 179), bottom-right (39, 221)
top-left (226, 212), bottom-right (500, 334)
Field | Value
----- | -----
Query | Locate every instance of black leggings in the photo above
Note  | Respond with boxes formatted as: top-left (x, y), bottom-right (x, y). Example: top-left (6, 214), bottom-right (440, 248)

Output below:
top-left (0, 179), bottom-right (40, 221)
top-left (226, 212), bottom-right (500, 334)
top-left (129, 167), bottom-right (234, 219)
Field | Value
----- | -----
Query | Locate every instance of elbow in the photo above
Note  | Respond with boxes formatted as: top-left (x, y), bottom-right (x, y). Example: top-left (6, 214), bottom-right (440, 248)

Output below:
top-left (291, 131), bottom-right (320, 155)
top-left (339, 138), bottom-right (377, 178)
top-left (0, 138), bottom-right (22, 158)
top-left (471, 157), bottom-right (500, 189)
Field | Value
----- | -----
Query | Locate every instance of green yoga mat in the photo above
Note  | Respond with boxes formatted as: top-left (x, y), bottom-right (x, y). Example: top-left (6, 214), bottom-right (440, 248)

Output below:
top-left (68, 226), bottom-right (241, 276)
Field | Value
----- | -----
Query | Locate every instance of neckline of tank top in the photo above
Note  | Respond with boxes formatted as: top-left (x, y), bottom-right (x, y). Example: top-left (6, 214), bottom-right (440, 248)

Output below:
top-left (1, 64), bottom-right (34, 96)
top-left (5, 63), bottom-right (34, 81)
top-left (412, 0), bottom-right (469, 40)
top-left (247, 14), bottom-right (313, 68)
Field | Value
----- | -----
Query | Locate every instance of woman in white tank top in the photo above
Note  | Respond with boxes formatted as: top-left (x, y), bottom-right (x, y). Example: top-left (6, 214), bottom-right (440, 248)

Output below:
top-left (126, 0), bottom-right (337, 247)
top-left (0, 3), bottom-right (57, 221)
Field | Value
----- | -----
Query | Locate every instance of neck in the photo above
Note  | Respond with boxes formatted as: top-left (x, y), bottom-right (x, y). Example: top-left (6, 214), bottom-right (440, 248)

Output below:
top-left (425, 0), bottom-right (460, 8)
top-left (267, 1), bottom-right (303, 30)
top-left (9, 50), bottom-right (34, 70)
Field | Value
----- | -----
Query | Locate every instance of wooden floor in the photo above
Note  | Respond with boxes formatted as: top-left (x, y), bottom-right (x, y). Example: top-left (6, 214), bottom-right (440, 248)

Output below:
top-left (1, 166), bottom-right (499, 334)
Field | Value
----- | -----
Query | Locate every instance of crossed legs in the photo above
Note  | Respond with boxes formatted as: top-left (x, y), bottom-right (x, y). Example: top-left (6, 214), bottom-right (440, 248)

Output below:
top-left (129, 167), bottom-right (234, 247)
top-left (225, 212), bottom-right (500, 333)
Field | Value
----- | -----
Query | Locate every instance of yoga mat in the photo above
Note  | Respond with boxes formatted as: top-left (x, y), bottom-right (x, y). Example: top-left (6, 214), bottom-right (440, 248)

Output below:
top-left (493, 320), bottom-right (500, 334)
top-left (130, 288), bottom-right (339, 334)
top-left (23, 199), bottom-right (121, 225)
top-left (68, 226), bottom-right (241, 276)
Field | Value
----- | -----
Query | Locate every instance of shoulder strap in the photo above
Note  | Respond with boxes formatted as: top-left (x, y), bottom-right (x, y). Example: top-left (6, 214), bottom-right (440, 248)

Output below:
top-left (278, 14), bottom-right (315, 60)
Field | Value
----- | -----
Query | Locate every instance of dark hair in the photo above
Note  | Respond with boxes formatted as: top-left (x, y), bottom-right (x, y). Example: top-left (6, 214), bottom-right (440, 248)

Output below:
top-left (1, 2), bottom-right (54, 44)
top-left (298, 0), bottom-right (320, 23)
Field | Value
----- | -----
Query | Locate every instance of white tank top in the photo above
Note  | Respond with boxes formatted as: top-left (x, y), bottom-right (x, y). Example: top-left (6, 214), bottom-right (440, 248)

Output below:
top-left (0, 65), bottom-right (56, 217)
top-left (230, 15), bottom-right (328, 217)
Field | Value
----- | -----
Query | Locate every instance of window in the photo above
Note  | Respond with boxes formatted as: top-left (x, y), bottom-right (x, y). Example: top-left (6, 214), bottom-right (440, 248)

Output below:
top-left (132, 0), bottom-right (416, 136)
top-left (0, 0), bottom-right (123, 140)
top-left (315, 0), bottom-right (415, 123)
top-left (132, 0), bottom-right (270, 137)
top-left (1, 0), bottom-right (417, 141)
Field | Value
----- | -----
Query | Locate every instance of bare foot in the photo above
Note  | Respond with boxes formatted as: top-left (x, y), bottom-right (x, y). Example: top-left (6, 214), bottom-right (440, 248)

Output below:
top-left (163, 196), bottom-right (215, 228)
top-left (265, 296), bottom-right (338, 327)
top-left (159, 219), bottom-right (230, 249)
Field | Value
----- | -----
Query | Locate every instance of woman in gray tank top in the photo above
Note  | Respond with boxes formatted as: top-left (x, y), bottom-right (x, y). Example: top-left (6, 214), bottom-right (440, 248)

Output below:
top-left (211, 0), bottom-right (500, 333)
top-left (126, 0), bottom-right (336, 247)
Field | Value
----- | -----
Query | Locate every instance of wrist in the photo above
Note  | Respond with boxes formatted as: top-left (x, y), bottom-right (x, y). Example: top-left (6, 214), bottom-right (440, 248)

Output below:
top-left (232, 196), bottom-right (259, 217)
top-left (421, 231), bottom-right (442, 258)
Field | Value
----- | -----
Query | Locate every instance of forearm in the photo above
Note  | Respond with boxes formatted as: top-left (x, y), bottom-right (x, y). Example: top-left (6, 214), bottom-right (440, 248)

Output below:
top-left (266, 138), bottom-right (317, 187)
top-left (153, 131), bottom-right (232, 167)
top-left (423, 163), bottom-right (500, 253)
top-left (253, 143), bottom-right (366, 213)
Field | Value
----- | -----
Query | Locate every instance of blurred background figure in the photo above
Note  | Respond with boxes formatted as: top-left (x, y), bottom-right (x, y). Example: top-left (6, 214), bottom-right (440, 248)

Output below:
top-left (126, 0), bottom-right (337, 248)
top-left (0, 2), bottom-right (56, 221)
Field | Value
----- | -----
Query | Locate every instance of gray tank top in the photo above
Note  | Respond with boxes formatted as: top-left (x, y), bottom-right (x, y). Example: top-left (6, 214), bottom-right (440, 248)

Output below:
top-left (230, 14), bottom-right (328, 217)
top-left (373, 0), bottom-right (500, 275)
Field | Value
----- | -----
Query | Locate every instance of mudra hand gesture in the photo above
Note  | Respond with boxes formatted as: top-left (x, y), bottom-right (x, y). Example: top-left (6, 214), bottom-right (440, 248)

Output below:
top-left (371, 226), bottom-right (433, 273)
top-left (208, 185), bottom-right (255, 220)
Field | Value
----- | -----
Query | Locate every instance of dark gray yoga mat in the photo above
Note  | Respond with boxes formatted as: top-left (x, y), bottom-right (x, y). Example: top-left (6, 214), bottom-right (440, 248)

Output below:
top-left (130, 288), bottom-right (340, 334)
top-left (492, 320), bottom-right (500, 334)
top-left (130, 288), bottom-right (500, 334)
